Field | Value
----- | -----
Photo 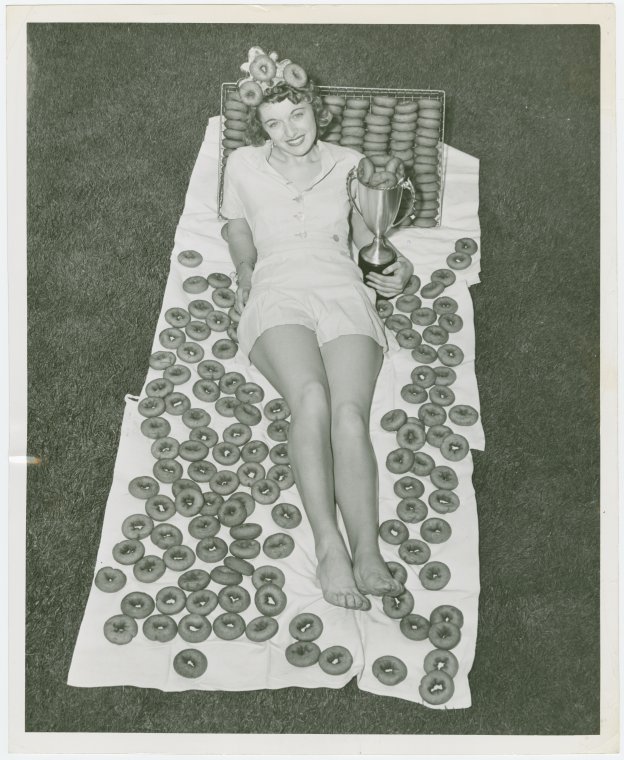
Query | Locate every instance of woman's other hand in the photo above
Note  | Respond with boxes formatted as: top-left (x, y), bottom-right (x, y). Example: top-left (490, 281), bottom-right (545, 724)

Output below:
top-left (365, 254), bottom-right (414, 298)
top-left (235, 273), bottom-right (252, 314)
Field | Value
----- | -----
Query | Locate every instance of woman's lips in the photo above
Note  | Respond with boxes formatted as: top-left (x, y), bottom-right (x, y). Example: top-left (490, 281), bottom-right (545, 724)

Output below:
top-left (286, 135), bottom-right (305, 146)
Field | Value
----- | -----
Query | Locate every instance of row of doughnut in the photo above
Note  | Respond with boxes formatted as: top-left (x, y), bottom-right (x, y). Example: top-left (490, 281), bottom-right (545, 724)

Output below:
top-left (321, 93), bottom-right (443, 227)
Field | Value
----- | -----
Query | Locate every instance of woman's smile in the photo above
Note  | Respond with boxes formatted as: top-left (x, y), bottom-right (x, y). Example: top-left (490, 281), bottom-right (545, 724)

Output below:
top-left (258, 99), bottom-right (318, 158)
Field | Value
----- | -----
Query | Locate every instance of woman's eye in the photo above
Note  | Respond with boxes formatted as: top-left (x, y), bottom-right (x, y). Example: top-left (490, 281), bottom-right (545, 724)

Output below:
top-left (293, 112), bottom-right (303, 119)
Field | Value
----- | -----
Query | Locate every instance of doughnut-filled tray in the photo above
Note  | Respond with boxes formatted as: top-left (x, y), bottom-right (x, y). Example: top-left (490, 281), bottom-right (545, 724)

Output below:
top-left (68, 116), bottom-right (482, 708)
top-left (217, 83), bottom-right (446, 228)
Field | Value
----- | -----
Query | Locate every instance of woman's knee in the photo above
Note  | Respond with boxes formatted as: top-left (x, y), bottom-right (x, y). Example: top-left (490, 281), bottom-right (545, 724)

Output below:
top-left (289, 380), bottom-right (331, 419)
top-left (330, 400), bottom-right (370, 439)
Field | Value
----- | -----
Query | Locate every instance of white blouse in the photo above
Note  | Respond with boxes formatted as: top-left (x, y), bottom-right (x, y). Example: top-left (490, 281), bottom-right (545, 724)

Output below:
top-left (220, 139), bottom-right (365, 260)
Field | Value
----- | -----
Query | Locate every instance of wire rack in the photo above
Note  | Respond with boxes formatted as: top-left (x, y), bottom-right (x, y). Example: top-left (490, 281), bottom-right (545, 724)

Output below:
top-left (217, 83), bottom-right (446, 227)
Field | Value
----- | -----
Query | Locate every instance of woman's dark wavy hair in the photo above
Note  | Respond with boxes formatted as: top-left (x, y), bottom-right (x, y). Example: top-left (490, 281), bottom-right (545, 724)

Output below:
top-left (244, 79), bottom-right (332, 146)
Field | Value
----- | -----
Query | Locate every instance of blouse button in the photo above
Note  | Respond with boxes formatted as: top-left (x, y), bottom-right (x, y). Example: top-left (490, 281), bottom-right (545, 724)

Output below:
top-left (332, 234), bottom-right (339, 241)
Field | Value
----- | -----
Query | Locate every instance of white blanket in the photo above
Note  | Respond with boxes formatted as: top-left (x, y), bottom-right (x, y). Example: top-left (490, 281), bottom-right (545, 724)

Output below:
top-left (68, 117), bottom-right (482, 707)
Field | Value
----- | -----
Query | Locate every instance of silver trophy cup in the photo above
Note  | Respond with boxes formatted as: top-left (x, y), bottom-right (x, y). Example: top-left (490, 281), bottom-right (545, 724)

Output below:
top-left (346, 168), bottom-right (416, 295)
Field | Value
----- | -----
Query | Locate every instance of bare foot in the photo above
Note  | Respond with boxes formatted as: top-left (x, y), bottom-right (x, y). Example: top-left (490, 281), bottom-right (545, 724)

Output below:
top-left (316, 538), bottom-right (371, 611)
top-left (353, 548), bottom-right (404, 597)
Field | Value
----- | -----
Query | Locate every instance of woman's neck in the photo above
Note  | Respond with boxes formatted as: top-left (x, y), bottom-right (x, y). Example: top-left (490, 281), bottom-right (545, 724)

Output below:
top-left (269, 141), bottom-right (320, 166)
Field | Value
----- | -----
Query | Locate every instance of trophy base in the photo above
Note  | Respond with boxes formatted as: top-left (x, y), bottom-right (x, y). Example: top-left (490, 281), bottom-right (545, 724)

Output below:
top-left (358, 248), bottom-right (398, 305)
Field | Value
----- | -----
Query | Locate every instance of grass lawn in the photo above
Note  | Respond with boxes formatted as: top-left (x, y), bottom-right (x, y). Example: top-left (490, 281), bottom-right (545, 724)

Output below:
top-left (26, 23), bottom-right (600, 734)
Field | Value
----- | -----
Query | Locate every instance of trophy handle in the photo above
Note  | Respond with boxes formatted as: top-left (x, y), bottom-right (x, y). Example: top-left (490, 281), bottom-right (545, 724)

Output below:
top-left (346, 167), bottom-right (363, 217)
top-left (390, 177), bottom-right (417, 229)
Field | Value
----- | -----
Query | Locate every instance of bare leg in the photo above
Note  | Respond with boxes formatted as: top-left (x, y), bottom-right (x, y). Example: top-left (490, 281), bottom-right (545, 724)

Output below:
top-left (320, 334), bottom-right (403, 597)
top-left (249, 325), bottom-right (370, 610)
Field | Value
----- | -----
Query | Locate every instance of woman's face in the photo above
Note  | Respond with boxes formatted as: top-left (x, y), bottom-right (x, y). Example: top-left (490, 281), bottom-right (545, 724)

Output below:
top-left (258, 99), bottom-right (318, 156)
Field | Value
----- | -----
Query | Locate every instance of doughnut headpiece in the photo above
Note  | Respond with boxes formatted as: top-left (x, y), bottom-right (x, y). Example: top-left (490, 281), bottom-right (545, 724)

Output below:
top-left (237, 46), bottom-right (309, 106)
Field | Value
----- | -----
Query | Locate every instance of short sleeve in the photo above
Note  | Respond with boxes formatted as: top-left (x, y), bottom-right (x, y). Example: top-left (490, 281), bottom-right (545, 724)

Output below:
top-left (220, 156), bottom-right (245, 220)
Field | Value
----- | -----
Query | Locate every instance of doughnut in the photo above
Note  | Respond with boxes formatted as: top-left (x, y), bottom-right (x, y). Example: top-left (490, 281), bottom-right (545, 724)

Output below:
top-left (440, 433), bottom-right (470, 462)
top-left (187, 460), bottom-right (217, 483)
top-left (410, 345), bottom-right (438, 364)
top-left (415, 136), bottom-right (438, 148)
top-left (122, 514), bottom-right (154, 540)
top-left (152, 458), bottom-right (183, 484)
top-left (446, 251), bottom-right (471, 270)
top-left (263, 532), bottom-right (295, 559)
top-left (249, 53), bottom-right (277, 81)
top-left (182, 275), bottom-right (209, 294)
top-left (252, 565), bottom-right (285, 590)
top-left (251, 478), bottom-right (281, 505)
top-left (439, 314), bottom-right (463, 333)
top-left (400, 613), bottom-right (430, 641)
top-left (419, 670), bottom-right (454, 705)
top-left (382, 589), bottom-right (414, 619)
top-left (146, 377), bottom-right (175, 398)
top-left (418, 117), bottom-right (441, 130)
top-left (155, 586), bottom-right (187, 614)
top-left (215, 498), bottom-right (245, 528)
top-left (455, 237), bottom-right (478, 254)
top-left (416, 126), bottom-right (440, 140)
top-left (368, 154), bottom-right (395, 169)
top-left (431, 604), bottom-right (464, 629)
top-left (410, 307), bottom-right (436, 326)
top-left (159, 326), bottom-right (185, 350)
top-left (341, 135), bottom-right (365, 147)
top-left (428, 489), bottom-right (460, 514)
top-left (376, 299), bottom-right (393, 319)
top-left (178, 568), bottom-right (211, 592)
top-left (267, 420), bottom-right (290, 442)
top-left (164, 391), bottom-right (192, 416)
top-left (271, 502), bottom-right (302, 529)
top-left (390, 140), bottom-right (415, 153)
top-left (410, 366), bottom-right (435, 389)
top-left (434, 366), bottom-right (457, 386)
top-left (175, 486), bottom-right (204, 517)
top-left (422, 326), bottom-right (449, 347)
top-left (385, 448), bottom-right (415, 475)
top-left (150, 436), bottom-right (179, 460)
top-left (186, 588), bottom-right (218, 615)
top-left (426, 425), bottom-right (452, 448)
top-left (449, 405), bottom-right (479, 426)
top-left (395, 327), bottom-right (421, 350)
top-left (145, 494), bottom-right (175, 522)
top-left (373, 95), bottom-right (397, 108)
top-left (324, 95), bottom-right (347, 107)
top-left (372, 655), bottom-right (407, 686)
top-left (396, 497), bottom-right (427, 523)
top-left (346, 98), bottom-right (369, 110)
top-left (218, 584), bottom-right (251, 613)
top-left (212, 442), bottom-right (241, 467)
top-left (430, 465), bottom-right (458, 490)
top-left (424, 648), bottom-right (459, 677)
top-left (129, 475), bottom-right (160, 500)
top-left (420, 517), bottom-right (452, 544)
top-left (285, 641), bottom-right (321, 667)
top-left (395, 101), bottom-right (419, 114)
top-left (214, 397), bottom-right (240, 419)
top-left (151, 523), bottom-right (182, 551)
top-left (223, 118), bottom-right (247, 132)
top-left (230, 538), bottom-right (261, 559)
top-left (393, 475), bottom-right (424, 499)
top-left (228, 492), bottom-right (255, 517)
top-left (177, 342), bottom-right (204, 364)
top-left (223, 108), bottom-right (247, 122)
top-left (186, 321), bottom-right (211, 341)
top-left (283, 62), bottom-right (308, 88)
top-left (164, 365), bottom-right (191, 385)
top-left (196, 536), bottom-right (228, 563)
top-left (188, 515), bottom-right (220, 540)
top-left (246, 615), bottom-right (279, 642)
top-left (95, 566), bottom-right (127, 593)
top-left (224, 555), bottom-right (254, 576)
top-left (241, 441), bottom-right (269, 463)
top-left (120, 590), bottom-right (155, 619)
top-left (318, 646), bottom-right (353, 676)
top-left (149, 350), bottom-right (176, 370)
top-left (142, 614), bottom-right (178, 642)
top-left (342, 126), bottom-right (366, 138)
top-left (213, 612), bottom-right (246, 640)
top-left (264, 398), bottom-right (291, 421)
top-left (269, 442), bottom-right (290, 465)
top-left (254, 582), bottom-right (287, 616)
top-left (419, 561), bottom-right (451, 590)
top-left (209, 469), bottom-right (240, 496)
top-left (289, 613), bottom-right (323, 641)
top-left (212, 339), bottom-right (238, 359)
top-left (177, 614), bottom-right (212, 644)
top-left (386, 561), bottom-right (408, 585)
top-left (378, 519), bottom-right (409, 545)
top-left (390, 121), bottom-right (417, 134)
top-left (226, 321), bottom-right (237, 342)
top-left (189, 426), bottom-right (218, 448)
top-left (267, 464), bottom-right (295, 491)
top-left (112, 539), bottom-right (145, 566)
top-left (210, 565), bottom-right (243, 586)
top-left (417, 401), bottom-right (449, 425)
top-left (141, 416), bottom-right (171, 440)
top-left (230, 522), bottom-right (262, 540)
top-left (428, 385), bottom-right (455, 406)
top-left (201, 492), bottom-right (224, 516)
top-left (366, 123), bottom-right (392, 136)
top-left (392, 112), bottom-right (418, 124)
top-left (385, 314), bottom-right (412, 332)
top-left (365, 112), bottom-right (391, 126)
top-left (163, 544), bottom-right (196, 572)
top-left (234, 402), bottom-right (262, 426)
top-left (103, 614), bottom-right (138, 645)
top-left (400, 383), bottom-right (428, 404)
top-left (238, 81), bottom-right (263, 107)
top-left (234, 382), bottom-right (264, 405)
top-left (414, 173), bottom-right (438, 187)
top-left (411, 452), bottom-right (436, 476)
top-left (224, 96), bottom-right (248, 113)
top-left (237, 461), bottom-right (266, 487)
top-left (438, 343), bottom-right (464, 367)
top-left (223, 137), bottom-right (245, 149)
top-left (398, 538), bottom-right (431, 565)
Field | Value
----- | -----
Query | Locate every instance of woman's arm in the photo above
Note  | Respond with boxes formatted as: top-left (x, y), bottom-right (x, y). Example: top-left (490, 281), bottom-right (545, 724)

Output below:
top-left (226, 218), bottom-right (257, 313)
